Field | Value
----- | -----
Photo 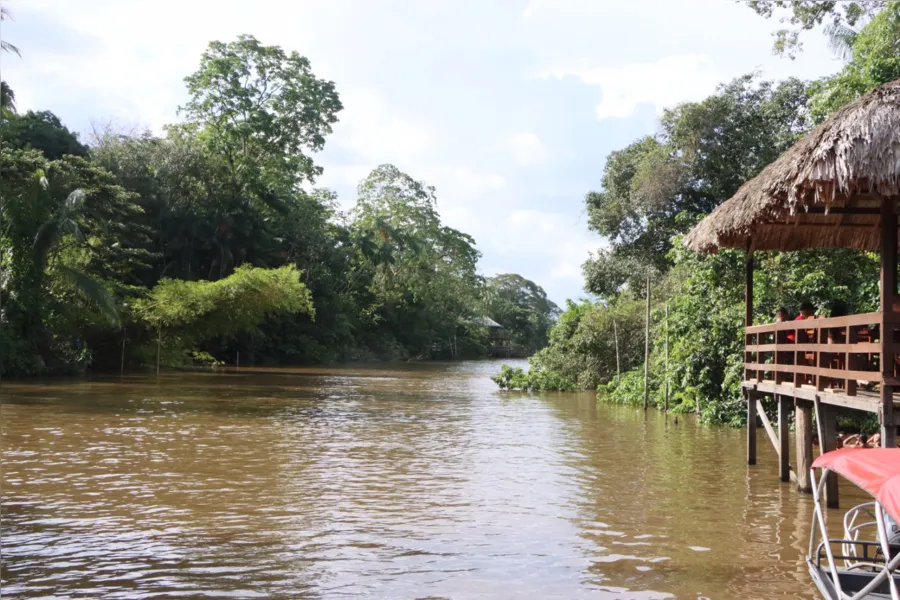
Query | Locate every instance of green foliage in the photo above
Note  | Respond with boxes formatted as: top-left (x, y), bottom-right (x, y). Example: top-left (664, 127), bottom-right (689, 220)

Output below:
top-left (483, 273), bottom-right (559, 352)
top-left (491, 364), bottom-right (575, 392)
top-left (1, 110), bottom-right (89, 160)
top-left (747, 0), bottom-right (885, 58)
top-left (179, 34), bottom-right (342, 190)
top-left (808, 3), bottom-right (900, 122)
top-left (492, 297), bottom-right (645, 392)
top-left (133, 265), bottom-right (314, 364)
top-left (347, 164), bottom-right (485, 358)
top-left (583, 75), bottom-right (809, 294)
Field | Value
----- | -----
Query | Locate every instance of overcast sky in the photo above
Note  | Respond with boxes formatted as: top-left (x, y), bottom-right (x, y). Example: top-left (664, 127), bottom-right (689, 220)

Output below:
top-left (1, 0), bottom-right (845, 305)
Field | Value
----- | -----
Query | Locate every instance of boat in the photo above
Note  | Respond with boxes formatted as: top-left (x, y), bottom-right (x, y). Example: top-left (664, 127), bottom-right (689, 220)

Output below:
top-left (808, 448), bottom-right (900, 599)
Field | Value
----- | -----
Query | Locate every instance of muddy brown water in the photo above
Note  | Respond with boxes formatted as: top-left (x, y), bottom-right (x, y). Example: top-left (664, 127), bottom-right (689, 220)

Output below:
top-left (1, 360), bottom-right (866, 599)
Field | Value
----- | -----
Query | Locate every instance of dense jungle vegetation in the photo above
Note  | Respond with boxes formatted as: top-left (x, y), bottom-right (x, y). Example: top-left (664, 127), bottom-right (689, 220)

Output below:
top-left (0, 32), bottom-right (559, 376)
top-left (493, 1), bottom-right (900, 427)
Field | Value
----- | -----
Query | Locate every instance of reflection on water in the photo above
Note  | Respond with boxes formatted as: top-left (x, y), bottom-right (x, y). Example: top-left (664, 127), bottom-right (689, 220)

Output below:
top-left (1, 360), bottom-right (859, 598)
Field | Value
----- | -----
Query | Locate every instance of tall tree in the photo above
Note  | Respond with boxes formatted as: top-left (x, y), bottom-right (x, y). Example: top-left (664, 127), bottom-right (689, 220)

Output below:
top-left (179, 34), bottom-right (343, 194)
top-left (583, 75), bottom-right (809, 296)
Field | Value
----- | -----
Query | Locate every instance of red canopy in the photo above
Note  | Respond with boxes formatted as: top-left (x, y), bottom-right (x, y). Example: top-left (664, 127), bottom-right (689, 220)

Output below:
top-left (813, 448), bottom-right (900, 522)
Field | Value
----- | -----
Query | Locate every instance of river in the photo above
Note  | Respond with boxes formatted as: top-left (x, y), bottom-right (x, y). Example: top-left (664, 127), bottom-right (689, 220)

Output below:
top-left (1, 360), bottom-right (857, 599)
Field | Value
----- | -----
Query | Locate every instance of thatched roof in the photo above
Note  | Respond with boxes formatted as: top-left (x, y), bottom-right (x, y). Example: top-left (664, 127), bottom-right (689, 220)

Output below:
top-left (684, 78), bottom-right (900, 253)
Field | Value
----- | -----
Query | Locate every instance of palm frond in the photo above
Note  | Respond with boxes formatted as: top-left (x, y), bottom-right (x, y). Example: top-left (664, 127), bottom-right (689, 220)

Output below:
top-left (57, 265), bottom-right (121, 326)
top-left (65, 189), bottom-right (86, 211)
top-left (1, 5), bottom-right (20, 58)
top-left (824, 22), bottom-right (860, 61)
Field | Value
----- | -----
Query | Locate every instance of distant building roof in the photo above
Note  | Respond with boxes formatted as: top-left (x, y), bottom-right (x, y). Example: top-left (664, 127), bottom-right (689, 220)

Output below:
top-left (470, 316), bottom-right (503, 328)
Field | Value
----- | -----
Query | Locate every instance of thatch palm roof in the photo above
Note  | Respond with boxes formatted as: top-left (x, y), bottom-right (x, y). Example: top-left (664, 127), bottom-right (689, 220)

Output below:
top-left (684, 78), bottom-right (900, 253)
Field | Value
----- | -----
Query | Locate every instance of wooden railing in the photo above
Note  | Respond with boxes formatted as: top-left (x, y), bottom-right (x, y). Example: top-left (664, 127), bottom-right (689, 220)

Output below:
top-left (744, 312), bottom-right (900, 396)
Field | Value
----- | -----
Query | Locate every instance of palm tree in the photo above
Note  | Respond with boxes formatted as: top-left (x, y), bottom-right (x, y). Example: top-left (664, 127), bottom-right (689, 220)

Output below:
top-left (32, 174), bottom-right (121, 326)
top-left (1, 4), bottom-right (20, 57)
top-left (1, 3), bottom-right (20, 117)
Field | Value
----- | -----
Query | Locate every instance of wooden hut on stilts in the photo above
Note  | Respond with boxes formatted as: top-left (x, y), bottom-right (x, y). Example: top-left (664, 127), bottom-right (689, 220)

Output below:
top-left (684, 79), bottom-right (900, 508)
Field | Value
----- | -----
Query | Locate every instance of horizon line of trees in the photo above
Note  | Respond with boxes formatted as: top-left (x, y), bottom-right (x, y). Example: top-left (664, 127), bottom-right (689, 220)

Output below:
top-left (0, 31), bottom-right (560, 377)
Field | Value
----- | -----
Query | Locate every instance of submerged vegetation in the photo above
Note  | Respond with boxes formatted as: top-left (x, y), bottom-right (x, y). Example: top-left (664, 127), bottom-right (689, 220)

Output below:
top-left (0, 34), bottom-right (558, 376)
top-left (493, 2), bottom-right (898, 427)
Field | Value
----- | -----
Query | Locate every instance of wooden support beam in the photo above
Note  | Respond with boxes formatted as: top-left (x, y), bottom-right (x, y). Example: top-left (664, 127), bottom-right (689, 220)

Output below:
top-left (745, 243), bottom-right (754, 328)
top-left (819, 403), bottom-right (840, 508)
top-left (795, 400), bottom-right (813, 494)
top-left (757, 399), bottom-right (779, 454)
top-left (747, 389), bottom-right (757, 466)
top-left (778, 395), bottom-right (791, 483)
top-left (880, 196), bottom-right (898, 448)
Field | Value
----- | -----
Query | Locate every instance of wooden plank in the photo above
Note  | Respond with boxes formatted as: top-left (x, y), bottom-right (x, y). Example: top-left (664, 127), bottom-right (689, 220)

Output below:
top-left (746, 312), bottom-right (882, 333)
top-left (820, 391), bottom-right (884, 413)
top-left (747, 389), bottom-right (757, 466)
top-left (778, 396), bottom-right (791, 483)
top-left (743, 363), bottom-right (879, 381)
top-left (795, 400), bottom-right (813, 493)
top-left (747, 343), bottom-right (882, 353)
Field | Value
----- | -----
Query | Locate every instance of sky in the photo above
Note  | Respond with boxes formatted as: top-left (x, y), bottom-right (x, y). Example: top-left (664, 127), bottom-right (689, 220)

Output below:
top-left (0, 0), bottom-right (846, 306)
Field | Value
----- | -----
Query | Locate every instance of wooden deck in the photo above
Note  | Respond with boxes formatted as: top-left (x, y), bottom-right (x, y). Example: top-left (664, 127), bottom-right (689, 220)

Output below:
top-left (742, 380), bottom-right (900, 424)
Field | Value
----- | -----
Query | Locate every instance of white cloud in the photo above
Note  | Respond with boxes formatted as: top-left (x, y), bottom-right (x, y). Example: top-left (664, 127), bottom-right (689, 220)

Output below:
top-left (332, 88), bottom-right (433, 166)
top-left (538, 54), bottom-right (723, 120)
top-left (504, 132), bottom-right (550, 167)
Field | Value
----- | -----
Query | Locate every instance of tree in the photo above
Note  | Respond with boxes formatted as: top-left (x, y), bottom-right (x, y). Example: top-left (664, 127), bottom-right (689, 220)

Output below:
top-left (349, 164), bottom-right (483, 357)
top-left (583, 75), bottom-right (809, 296)
top-left (2, 110), bottom-right (89, 159)
top-left (808, 3), bottom-right (900, 123)
top-left (179, 34), bottom-right (343, 194)
top-left (484, 273), bottom-right (560, 352)
top-left (134, 265), bottom-right (314, 365)
top-left (747, 0), bottom-right (886, 58)
top-left (0, 150), bottom-right (151, 374)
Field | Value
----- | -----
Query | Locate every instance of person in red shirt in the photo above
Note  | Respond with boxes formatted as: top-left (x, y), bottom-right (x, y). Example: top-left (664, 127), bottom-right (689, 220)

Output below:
top-left (776, 307), bottom-right (795, 342)
top-left (795, 301), bottom-right (816, 320)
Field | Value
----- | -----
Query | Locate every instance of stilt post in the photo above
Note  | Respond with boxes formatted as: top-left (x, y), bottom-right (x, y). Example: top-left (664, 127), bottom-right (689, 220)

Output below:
top-left (795, 400), bottom-right (813, 493)
top-left (820, 403), bottom-right (840, 508)
top-left (880, 197), bottom-right (898, 447)
top-left (747, 388), bottom-right (757, 466)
